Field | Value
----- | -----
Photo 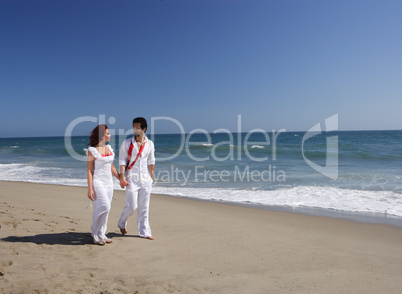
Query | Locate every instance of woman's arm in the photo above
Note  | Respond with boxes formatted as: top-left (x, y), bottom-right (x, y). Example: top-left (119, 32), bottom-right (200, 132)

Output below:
top-left (118, 140), bottom-right (129, 188)
top-left (87, 151), bottom-right (95, 201)
top-left (111, 162), bottom-right (120, 180)
top-left (113, 162), bottom-right (128, 188)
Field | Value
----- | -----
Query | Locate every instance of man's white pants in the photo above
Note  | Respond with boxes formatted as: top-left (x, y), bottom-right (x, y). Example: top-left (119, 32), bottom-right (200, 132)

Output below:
top-left (118, 180), bottom-right (152, 238)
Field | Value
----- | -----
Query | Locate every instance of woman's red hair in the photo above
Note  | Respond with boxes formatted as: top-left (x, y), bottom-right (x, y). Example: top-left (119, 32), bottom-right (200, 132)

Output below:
top-left (89, 124), bottom-right (108, 147)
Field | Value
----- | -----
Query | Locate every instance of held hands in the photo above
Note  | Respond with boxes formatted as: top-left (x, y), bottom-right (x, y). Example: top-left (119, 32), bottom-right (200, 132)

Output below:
top-left (118, 168), bottom-right (128, 189)
top-left (119, 174), bottom-right (129, 189)
top-left (120, 179), bottom-right (129, 189)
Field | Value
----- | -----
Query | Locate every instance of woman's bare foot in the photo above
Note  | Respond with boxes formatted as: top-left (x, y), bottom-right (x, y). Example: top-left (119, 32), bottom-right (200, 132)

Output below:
top-left (146, 236), bottom-right (155, 240)
top-left (120, 228), bottom-right (127, 235)
top-left (93, 240), bottom-right (106, 246)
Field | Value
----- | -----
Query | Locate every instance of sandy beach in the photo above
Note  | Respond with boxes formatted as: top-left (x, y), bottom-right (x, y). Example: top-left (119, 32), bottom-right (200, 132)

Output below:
top-left (0, 181), bottom-right (401, 293)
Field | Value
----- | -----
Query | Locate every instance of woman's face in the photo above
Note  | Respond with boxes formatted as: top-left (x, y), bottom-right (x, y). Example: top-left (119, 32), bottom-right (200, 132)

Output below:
top-left (103, 128), bottom-right (111, 143)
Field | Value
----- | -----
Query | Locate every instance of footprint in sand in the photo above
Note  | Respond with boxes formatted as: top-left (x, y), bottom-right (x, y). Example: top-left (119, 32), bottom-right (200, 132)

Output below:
top-left (10, 246), bottom-right (19, 256)
top-left (32, 264), bottom-right (46, 273)
top-left (0, 260), bottom-right (13, 267)
top-left (112, 277), bottom-right (131, 287)
top-left (0, 260), bottom-right (13, 275)
top-left (22, 218), bottom-right (40, 221)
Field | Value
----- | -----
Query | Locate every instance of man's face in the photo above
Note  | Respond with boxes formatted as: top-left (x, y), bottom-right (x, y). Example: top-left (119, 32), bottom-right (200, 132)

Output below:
top-left (133, 123), bottom-right (145, 136)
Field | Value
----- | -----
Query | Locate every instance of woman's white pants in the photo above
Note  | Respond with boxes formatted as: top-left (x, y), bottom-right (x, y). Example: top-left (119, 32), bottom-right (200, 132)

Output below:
top-left (91, 179), bottom-right (113, 243)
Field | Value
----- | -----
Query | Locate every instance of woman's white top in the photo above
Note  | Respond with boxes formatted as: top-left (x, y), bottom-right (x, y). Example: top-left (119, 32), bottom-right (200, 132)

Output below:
top-left (87, 145), bottom-right (114, 183)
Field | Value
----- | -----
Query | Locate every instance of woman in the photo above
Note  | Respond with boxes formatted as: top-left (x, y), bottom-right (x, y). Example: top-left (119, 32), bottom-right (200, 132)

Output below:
top-left (87, 124), bottom-right (120, 245)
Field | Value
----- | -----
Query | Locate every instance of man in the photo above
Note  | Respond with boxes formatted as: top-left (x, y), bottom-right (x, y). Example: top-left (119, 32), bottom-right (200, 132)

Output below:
top-left (118, 117), bottom-right (155, 240)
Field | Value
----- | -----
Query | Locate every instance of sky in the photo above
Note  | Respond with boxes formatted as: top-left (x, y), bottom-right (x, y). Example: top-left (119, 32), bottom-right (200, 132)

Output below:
top-left (0, 0), bottom-right (401, 138)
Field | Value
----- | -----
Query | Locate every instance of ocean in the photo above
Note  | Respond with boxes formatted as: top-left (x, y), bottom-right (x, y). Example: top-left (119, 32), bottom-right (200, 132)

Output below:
top-left (1, 130), bottom-right (402, 223)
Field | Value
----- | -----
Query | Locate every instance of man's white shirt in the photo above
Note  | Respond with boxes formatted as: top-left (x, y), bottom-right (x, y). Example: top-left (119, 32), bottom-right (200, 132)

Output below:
top-left (119, 136), bottom-right (155, 182)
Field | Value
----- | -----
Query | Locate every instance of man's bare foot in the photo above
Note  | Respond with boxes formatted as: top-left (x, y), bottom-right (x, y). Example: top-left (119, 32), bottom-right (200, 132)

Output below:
top-left (120, 228), bottom-right (127, 235)
top-left (146, 236), bottom-right (155, 240)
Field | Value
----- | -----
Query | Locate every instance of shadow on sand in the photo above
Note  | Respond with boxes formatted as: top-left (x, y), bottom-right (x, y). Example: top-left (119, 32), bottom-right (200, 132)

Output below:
top-left (1, 232), bottom-right (142, 246)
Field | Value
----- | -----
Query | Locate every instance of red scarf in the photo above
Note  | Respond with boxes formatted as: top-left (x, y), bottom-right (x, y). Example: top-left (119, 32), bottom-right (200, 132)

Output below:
top-left (126, 140), bottom-right (146, 171)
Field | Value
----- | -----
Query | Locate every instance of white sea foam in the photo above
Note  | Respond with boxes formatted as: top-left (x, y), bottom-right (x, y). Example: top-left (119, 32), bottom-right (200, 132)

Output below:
top-left (0, 163), bottom-right (87, 187)
top-left (1, 163), bottom-right (402, 217)
top-left (250, 145), bottom-right (264, 149)
top-left (153, 185), bottom-right (402, 217)
top-left (0, 163), bottom-right (125, 190)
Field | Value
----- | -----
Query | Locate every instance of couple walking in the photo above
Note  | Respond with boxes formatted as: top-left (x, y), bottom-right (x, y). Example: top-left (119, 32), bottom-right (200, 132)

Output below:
top-left (86, 117), bottom-right (155, 245)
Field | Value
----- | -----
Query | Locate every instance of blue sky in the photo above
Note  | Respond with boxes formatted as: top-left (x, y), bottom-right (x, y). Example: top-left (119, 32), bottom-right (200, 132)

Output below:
top-left (1, 0), bottom-right (401, 138)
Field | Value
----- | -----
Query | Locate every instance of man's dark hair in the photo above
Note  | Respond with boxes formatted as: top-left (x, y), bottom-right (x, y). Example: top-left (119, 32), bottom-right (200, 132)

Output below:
top-left (133, 117), bottom-right (148, 131)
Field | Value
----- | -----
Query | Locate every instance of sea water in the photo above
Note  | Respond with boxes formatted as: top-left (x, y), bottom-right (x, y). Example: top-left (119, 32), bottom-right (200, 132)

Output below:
top-left (1, 131), bottom-right (402, 221)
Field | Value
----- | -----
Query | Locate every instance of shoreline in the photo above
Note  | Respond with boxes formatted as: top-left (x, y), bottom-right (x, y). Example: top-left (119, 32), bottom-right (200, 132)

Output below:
top-left (2, 180), bottom-right (402, 228)
top-left (171, 194), bottom-right (402, 228)
top-left (1, 181), bottom-right (402, 293)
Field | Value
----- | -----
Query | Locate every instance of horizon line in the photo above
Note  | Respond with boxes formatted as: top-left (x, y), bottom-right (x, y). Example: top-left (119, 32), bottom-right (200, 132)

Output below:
top-left (1, 128), bottom-right (402, 139)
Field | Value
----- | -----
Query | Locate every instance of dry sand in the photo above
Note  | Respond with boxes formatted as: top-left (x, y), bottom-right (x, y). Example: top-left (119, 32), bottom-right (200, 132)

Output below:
top-left (1, 181), bottom-right (402, 293)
